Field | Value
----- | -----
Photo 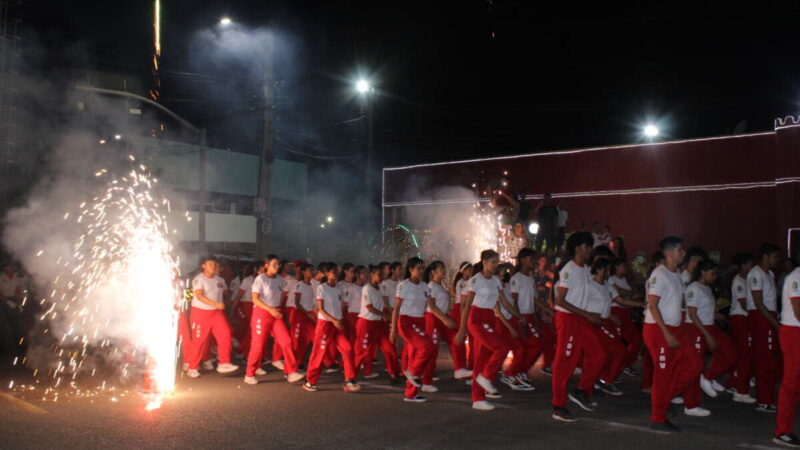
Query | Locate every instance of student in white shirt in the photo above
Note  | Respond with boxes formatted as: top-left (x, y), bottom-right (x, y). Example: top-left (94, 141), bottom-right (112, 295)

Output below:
top-left (747, 243), bottom-right (781, 412)
top-left (496, 263), bottom-right (535, 392)
top-left (354, 265), bottom-right (401, 381)
top-left (643, 236), bottom-right (703, 433)
top-left (186, 256), bottom-right (239, 378)
top-left (455, 250), bottom-right (513, 411)
top-left (420, 261), bottom-right (462, 391)
top-left (270, 259), bottom-right (294, 370)
top-left (231, 263), bottom-right (257, 361)
top-left (244, 256), bottom-right (305, 385)
top-left (377, 261), bottom-right (404, 370)
top-left (774, 255), bottom-right (800, 447)
top-left (586, 257), bottom-right (627, 398)
top-left (608, 259), bottom-right (645, 376)
top-left (727, 253), bottom-right (757, 402)
top-left (303, 263), bottom-right (361, 392)
top-left (390, 257), bottom-right (437, 403)
top-left (288, 263), bottom-right (317, 368)
top-left (449, 262), bottom-right (474, 378)
top-left (681, 247), bottom-right (706, 287)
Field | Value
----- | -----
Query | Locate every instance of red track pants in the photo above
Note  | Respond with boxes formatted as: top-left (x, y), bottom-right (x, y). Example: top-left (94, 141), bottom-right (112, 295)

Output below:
top-left (188, 308), bottom-right (233, 370)
top-left (643, 323), bottom-right (703, 422)
top-left (468, 307), bottom-right (511, 402)
top-left (749, 311), bottom-right (780, 405)
top-left (450, 304), bottom-right (470, 370)
top-left (683, 324), bottom-right (737, 408)
top-left (597, 318), bottom-right (629, 384)
top-left (551, 312), bottom-right (607, 408)
top-left (776, 325), bottom-right (800, 435)
top-left (422, 312), bottom-right (464, 384)
top-left (289, 308), bottom-right (315, 364)
top-left (611, 307), bottom-right (643, 369)
top-left (245, 307), bottom-right (299, 377)
top-left (354, 318), bottom-right (400, 377)
top-left (512, 313), bottom-right (551, 376)
top-left (399, 315), bottom-right (436, 399)
top-left (306, 320), bottom-right (356, 385)
top-left (727, 315), bottom-right (753, 395)
top-left (536, 313), bottom-right (556, 370)
top-left (235, 302), bottom-right (254, 357)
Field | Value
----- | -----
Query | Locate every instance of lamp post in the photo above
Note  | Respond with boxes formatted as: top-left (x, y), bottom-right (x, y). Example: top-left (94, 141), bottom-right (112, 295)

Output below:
top-left (356, 79), bottom-right (375, 228)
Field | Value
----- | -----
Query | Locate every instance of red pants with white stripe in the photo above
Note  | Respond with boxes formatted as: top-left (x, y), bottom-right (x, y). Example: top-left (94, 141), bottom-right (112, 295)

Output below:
top-left (235, 302), bottom-right (254, 357)
top-left (683, 324), bottom-right (737, 408)
top-left (513, 313), bottom-right (551, 376)
top-left (643, 323), bottom-right (703, 422)
top-left (306, 319), bottom-right (356, 385)
top-left (345, 312), bottom-right (358, 345)
top-left (178, 307), bottom-right (192, 363)
top-left (355, 318), bottom-right (400, 377)
top-left (536, 313), bottom-right (556, 370)
top-left (188, 308), bottom-right (233, 370)
top-left (422, 312), bottom-right (463, 384)
top-left (245, 307), bottom-right (299, 377)
top-left (749, 311), bottom-right (780, 405)
top-left (468, 307), bottom-right (511, 402)
top-left (289, 308), bottom-right (315, 364)
top-left (611, 307), bottom-right (643, 369)
top-left (270, 308), bottom-right (291, 363)
top-left (551, 311), bottom-right (607, 408)
top-left (450, 304), bottom-right (470, 370)
top-left (727, 314), bottom-right (753, 395)
top-left (399, 315), bottom-right (436, 398)
top-left (596, 318), bottom-right (629, 384)
top-left (776, 325), bottom-right (800, 435)
top-left (496, 316), bottom-right (528, 378)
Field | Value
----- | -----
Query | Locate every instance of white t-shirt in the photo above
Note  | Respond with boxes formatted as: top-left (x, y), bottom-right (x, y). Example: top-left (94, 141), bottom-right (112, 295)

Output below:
top-left (644, 265), bottom-right (685, 327)
top-left (681, 270), bottom-right (692, 287)
top-left (556, 261), bottom-right (592, 313)
top-left (381, 279), bottom-right (399, 309)
top-left (283, 277), bottom-right (298, 306)
top-left (293, 281), bottom-right (315, 311)
top-left (780, 267), bottom-right (800, 327)
top-left (316, 282), bottom-right (343, 321)
top-left (468, 273), bottom-right (503, 310)
top-left (427, 281), bottom-right (451, 314)
top-left (730, 274), bottom-right (748, 317)
top-left (746, 265), bottom-right (777, 312)
top-left (609, 275), bottom-right (631, 309)
top-left (507, 236), bottom-right (528, 261)
top-left (191, 273), bottom-right (225, 310)
top-left (397, 279), bottom-right (430, 318)
top-left (510, 272), bottom-right (536, 314)
top-left (251, 273), bottom-right (285, 308)
top-left (499, 283), bottom-right (513, 319)
top-left (360, 284), bottom-right (385, 321)
top-left (229, 275), bottom-right (241, 296)
top-left (586, 279), bottom-right (617, 319)
top-left (455, 279), bottom-right (470, 303)
top-left (685, 281), bottom-right (715, 325)
top-left (237, 275), bottom-right (255, 303)
top-left (338, 281), bottom-right (362, 314)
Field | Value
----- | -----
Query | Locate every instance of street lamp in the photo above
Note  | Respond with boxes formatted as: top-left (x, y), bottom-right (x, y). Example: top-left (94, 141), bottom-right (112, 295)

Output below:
top-left (644, 124), bottom-right (659, 139)
top-left (355, 77), bottom-right (375, 229)
top-left (356, 79), bottom-right (371, 94)
top-left (219, 17), bottom-right (232, 26)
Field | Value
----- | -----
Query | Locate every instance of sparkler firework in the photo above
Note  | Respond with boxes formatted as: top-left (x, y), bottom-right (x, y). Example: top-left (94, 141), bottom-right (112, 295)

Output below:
top-left (18, 157), bottom-right (182, 409)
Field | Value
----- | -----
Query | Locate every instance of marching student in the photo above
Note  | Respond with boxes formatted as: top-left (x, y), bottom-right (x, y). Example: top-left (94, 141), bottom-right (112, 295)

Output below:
top-left (269, 259), bottom-right (294, 371)
top-left (608, 259), bottom-right (645, 376)
top-left (421, 261), bottom-right (462, 391)
top-left (455, 249), bottom-right (513, 411)
top-left (534, 255), bottom-right (557, 376)
top-left (350, 265), bottom-right (368, 339)
top-left (681, 247), bottom-right (706, 286)
top-left (354, 265), bottom-right (401, 381)
top-left (509, 248), bottom-right (553, 388)
top-left (496, 264), bottom-right (536, 391)
top-left (186, 256), bottom-right (239, 378)
top-left (338, 263), bottom-right (361, 345)
top-left (747, 243), bottom-right (781, 412)
top-left (727, 252), bottom-right (757, 403)
top-left (643, 236), bottom-right (703, 432)
top-left (231, 263), bottom-right (257, 361)
top-left (303, 263), bottom-right (361, 392)
top-left (548, 232), bottom-right (607, 422)
top-left (390, 257), bottom-right (437, 403)
top-left (450, 262), bottom-right (474, 376)
top-left (289, 263), bottom-right (317, 366)
top-left (684, 260), bottom-right (737, 415)
top-left (773, 255), bottom-right (800, 447)
top-left (244, 256), bottom-right (305, 385)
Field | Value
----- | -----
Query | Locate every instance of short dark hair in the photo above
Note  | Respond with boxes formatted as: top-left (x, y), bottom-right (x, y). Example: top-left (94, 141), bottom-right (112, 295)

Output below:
top-left (566, 232), bottom-right (594, 257)
top-left (591, 245), bottom-right (614, 262)
top-left (200, 255), bottom-right (217, 265)
top-left (761, 243), bottom-right (780, 257)
top-left (733, 252), bottom-right (755, 267)
top-left (610, 258), bottom-right (626, 274)
top-left (651, 251), bottom-right (665, 264)
top-left (480, 249), bottom-right (499, 262)
top-left (659, 236), bottom-right (683, 252)
top-left (686, 246), bottom-right (707, 261)
top-left (591, 257), bottom-right (610, 275)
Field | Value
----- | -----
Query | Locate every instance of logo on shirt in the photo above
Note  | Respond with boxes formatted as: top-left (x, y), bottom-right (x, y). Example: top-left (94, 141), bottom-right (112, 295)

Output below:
top-left (563, 272), bottom-right (570, 280)
top-left (737, 285), bottom-right (743, 292)
top-left (686, 290), bottom-right (693, 299)
top-left (751, 277), bottom-right (758, 285)
top-left (511, 280), bottom-right (516, 286)
top-left (793, 281), bottom-right (799, 290)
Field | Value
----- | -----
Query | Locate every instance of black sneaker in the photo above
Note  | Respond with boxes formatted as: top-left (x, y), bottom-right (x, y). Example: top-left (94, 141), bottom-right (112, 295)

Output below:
top-left (774, 434), bottom-right (800, 448)
top-left (568, 389), bottom-right (597, 412)
top-left (756, 403), bottom-right (778, 413)
top-left (552, 406), bottom-right (577, 422)
top-left (623, 367), bottom-right (640, 377)
top-left (302, 382), bottom-right (318, 392)
top-left (649, 420), bottom-right (681, 433)
top-left (540, 367), bottom-right (553, 376)
top-left (595, 380), bottom-right (623, 396)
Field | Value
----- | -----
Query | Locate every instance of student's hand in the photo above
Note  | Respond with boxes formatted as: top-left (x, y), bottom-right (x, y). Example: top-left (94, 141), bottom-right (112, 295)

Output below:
top-left (706, 335), bottom-right (717, 351)
top-left (216, 301), bottom-right (226, 311)
top-left (665, 331), bottom-right (681, 349)
top-left (269, 308), bottom-right (283, 319)
top-left (518, 316), bottom-right (529, 326)
top-left (587, 312), bottom-right (603, 326)
top-left (509, 327), bottom-right (519, 339)
top-left (389, 328), bottom-right (398, 343)
top-left (333, 319), bottom-right (344, 331)
top-left (455, 330), bottom-right (465, 344)
top-left (444, 317), bottom-right (457, 329)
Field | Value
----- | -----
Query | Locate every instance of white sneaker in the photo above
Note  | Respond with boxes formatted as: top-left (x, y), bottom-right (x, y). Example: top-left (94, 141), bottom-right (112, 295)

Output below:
top-left (472, 400), bottom-right (496, 411)
top-left (216, 363), bottom-right (239, 374)
top-left (364, 372), bottom-right (380, 379)
top-left (454, 368), bottom-right (473, 380)
top-left (255, 368), bottom-right (267, 376)
top-left (700, 376), bottom-right (718, 398)
top-left (287, 372), bottom-right (305, 383)
top-left (671, 396), bottom-right (684, 405)
top-left (421, 384), bottom-right (439, 393)
top-left (476, 374), bottom-right (498, 394)
top-left (203, 360), bottom-right (215, 371)
top-left (710, 379), bottom-right (726, 392)
top-left (271, 360), bottom-right (285, 371)
top-left (243, 376), bottom-right (258, 385)
top-left (343, 381), bottom-right (362, 392)
top-left (186, 369), bottom-right (200, 378)
top-left (403, 370), bottom-right (421, 387)
top-left (684, 407), bottom-right (711, 417)
top-left (733, 393), bottom-right (757, 404)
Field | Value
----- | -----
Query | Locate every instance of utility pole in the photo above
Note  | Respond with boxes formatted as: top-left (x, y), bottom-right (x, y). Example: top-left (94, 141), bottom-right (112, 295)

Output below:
top-left (255, 41), bottom-right (275, 260)
top-left (198, 128), bottom-right (207, 256)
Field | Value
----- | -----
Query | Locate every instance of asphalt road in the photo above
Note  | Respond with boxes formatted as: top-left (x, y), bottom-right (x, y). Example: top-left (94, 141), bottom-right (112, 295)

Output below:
top-left (0, 350), bottom-right (789, 450)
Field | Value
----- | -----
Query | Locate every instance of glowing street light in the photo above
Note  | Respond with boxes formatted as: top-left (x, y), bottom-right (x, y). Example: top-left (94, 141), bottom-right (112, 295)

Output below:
top-left (356, 79), bottom-right (371, 94)
top-left (326, 216), bottom-right (333, 223)
top-left (219, 17), bottom-right (232, 26)
top-left (644, 124), bottom-right (659, 139)
top-left (114, 134), bottom-right (123, 141)
top-left (528, 222), bottom-right (540, 235)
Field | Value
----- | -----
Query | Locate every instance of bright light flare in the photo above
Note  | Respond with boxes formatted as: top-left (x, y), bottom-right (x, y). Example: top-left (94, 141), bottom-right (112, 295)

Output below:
top-left (326, 216), bottom-right (333, 223)
top-left (644, 124), bottom-right (659, 138)
top-left (528, 222), bottom-right (539, 235)
top-left (219, 17), bottom-right (232, 26)
top-left (356, 79), bottom-right (370, 93)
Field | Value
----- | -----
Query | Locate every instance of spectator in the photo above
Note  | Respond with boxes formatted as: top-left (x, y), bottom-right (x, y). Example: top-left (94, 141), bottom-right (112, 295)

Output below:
top-left (610, 236), bottom-right (628, 261)
top-left (592, 223), bottom-right (612, 248)
top-left (556, 204), bottom-right (568, 249)
top-left (535, 194), bottom-right (559, 252)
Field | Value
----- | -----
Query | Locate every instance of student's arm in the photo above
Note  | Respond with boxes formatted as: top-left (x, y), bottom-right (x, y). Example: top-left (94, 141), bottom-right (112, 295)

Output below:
top-left (427, 297), bottom-right (456, 329)
top-left (611, 282), bottom-right (633, 298)
top-left (251, 291), bottom-right (282, 318)
top-left (499, 290), bottom-right (525, 324)
top-left (751, 290), bottom-right (779, 329)
top-left (316, 298), bottom-right (343, 330)
top-left (455, 291), bottom-right (475, 343)
top-left (194, 289), bottom-right (225, 310)
top-left (646, 294), bottom-right (680, 349)
top-left (389, 298), bottom-right (403, 343)
top-left (495, 305), bottom-right (519, 338)
top-left (555, 287), bottom-right (601, 325)
top-left (613, 296), bottom-right (646, 308)
top-left (688, 307), bottom-right (716, 350)
top-left (295, 292), bottom-right (313, 320)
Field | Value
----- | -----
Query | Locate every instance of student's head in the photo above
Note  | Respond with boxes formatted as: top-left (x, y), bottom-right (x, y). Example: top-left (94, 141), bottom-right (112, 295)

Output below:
top-left (537, 255), bottom-right (548, 270)
top-left (340, 263), bottom-right (355, 281)
top-left (697, 260), bottom-right (719, 284)
top-left (610, 258), bottom-right (627, 277)
top-left (378, 262), bottom-right (391, 279)
top-left (390, 261), bottom-right (404, 279)
top-left (659, 236), bottom-right (685, 267)
top-left (516, 248), bottom-right (536, 272)
top-left (316, 262), bottom-right (329, 278)
top-left (200, 256), bottom-right (218, 275)
top-left (566, 231), bottom-right (594, 261)
top-left (480, 249), bottom-right (500, 274)
top-left (760, 243), bottom-right (781, 269)
top-left (264, 255), bottom-right (280, 275)
top-left (368, 264), bottom-right (382, 284)
top-left (513, 221), bottom-right (525, 237)
top-left (611, 236), bottom-right (626, 256)
top-left (325, 263), bottom-right (340, 283)
top-left (591, 257), bottom-right (611, 279)
top-left (424, 260), bottom-right (446, 283)
top-left (733, 252), bottom-right (755, 273)
top-left (405, 257), bottom-right (425, 280)
top-left (685, 247), bottom-right (707, 269)
top-left (279, 259), bottom-right (290, 276)
top-left (651, 251), bottom-right (665, 266)
top-left (591, 245), bottom-right (614, 264)
top-left (354, 265), bottom-right (368, 284)
top-left (299, 263), bottom-right (314, 281)
top-left (458, 262), bottom-right (473, 279)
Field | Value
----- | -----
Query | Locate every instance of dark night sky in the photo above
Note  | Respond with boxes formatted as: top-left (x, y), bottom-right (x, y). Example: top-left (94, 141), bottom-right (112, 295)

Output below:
top-left (28, 0), bottom-right (800, 168)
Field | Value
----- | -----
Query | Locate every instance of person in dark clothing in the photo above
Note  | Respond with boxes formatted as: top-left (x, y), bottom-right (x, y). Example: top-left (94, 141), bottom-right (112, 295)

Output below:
top-left (535, 194), bottom-right (559, 252)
